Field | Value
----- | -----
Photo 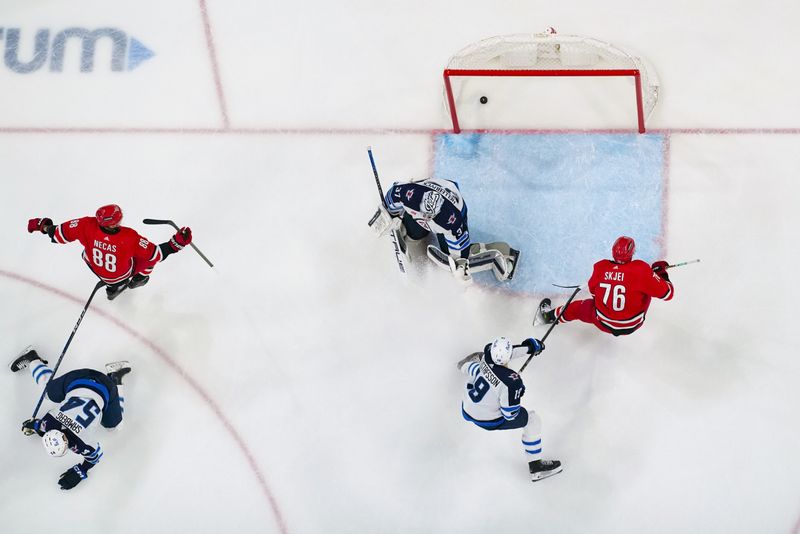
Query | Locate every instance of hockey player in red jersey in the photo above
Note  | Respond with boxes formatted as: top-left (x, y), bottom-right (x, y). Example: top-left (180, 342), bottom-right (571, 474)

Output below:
top-left (28, 204), bottom-right (192, 300)
top-left (536, 236), bottom-right (674, 336)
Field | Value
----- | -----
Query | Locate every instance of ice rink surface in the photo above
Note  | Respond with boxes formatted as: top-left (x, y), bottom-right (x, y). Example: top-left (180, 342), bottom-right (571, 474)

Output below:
top-left (1, 1), bottom-right (799, 533)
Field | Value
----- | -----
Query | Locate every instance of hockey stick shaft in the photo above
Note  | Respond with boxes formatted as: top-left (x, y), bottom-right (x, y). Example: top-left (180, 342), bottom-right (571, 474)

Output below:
top-left (367, 146), bottom-right (387, 208)
top-left (667, 259), bottom-right (700, 269)
top-left (142, 219), bottom-right (214, 268)
top-left (31, 281), bottom-right (105, 418)
top-left (366, 147), bottom-right (406, 274)
top-left (519, 286), bottom-right (581, 373)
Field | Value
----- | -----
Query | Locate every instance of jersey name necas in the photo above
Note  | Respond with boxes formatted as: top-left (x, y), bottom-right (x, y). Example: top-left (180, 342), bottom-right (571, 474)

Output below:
top-left (54, 217), bottom-right (162, 284)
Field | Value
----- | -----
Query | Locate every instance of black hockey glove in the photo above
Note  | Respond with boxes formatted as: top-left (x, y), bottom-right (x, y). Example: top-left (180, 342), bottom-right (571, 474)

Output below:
top-left (21, 418), bottom-right (40, 436)
top-left (58, 464), bottom-right (88, 491)
top-left (521, 338), bottom-right (545, 356)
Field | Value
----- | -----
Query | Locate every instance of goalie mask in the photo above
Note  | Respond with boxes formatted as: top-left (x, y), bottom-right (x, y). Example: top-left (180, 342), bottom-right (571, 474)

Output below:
top-left (42, 429), bottom-right (68, 457)
top-left (420, 191), bottom-right (444, 219)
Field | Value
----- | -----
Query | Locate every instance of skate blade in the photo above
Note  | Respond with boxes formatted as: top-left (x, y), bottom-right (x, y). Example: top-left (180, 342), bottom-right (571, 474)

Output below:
top-left (530, 466), bottom-right (563, 482)
top-left (105, 360), bottom-right (130, 373)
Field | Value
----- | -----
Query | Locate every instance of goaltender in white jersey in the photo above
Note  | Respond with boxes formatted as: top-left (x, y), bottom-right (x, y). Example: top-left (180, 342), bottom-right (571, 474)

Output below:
top-left (458, 337), bottom-right (562, 482)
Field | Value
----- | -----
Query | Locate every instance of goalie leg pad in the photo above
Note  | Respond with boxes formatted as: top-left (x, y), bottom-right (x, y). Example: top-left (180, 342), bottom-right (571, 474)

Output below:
top-left (467, 242), bottom-right (519, 281)
top-left (426, 245), bottom-right (471, 282)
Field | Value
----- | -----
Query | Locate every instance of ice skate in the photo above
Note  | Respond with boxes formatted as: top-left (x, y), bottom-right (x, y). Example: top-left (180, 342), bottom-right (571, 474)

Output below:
top-left (105, 361), bottom-right (132, 385)
top-left (9, 346), bottom-right (47, 372)
top-left (106, 283), bottom-right (129, 301)
top-left (529, 459), bottom-right (562, 482)
top-left (534, 298), bottom-right (555, 326)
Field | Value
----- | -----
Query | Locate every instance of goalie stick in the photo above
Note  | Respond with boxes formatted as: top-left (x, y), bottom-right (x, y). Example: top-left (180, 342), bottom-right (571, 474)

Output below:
top-left (519, 285), bottom-right (581, 373)
top-left (31, 281), bottom-right (105, 418)
top-left (142, 219), bottom-right (214, 268)
top-left (366, 146), bottom-right (406, 274)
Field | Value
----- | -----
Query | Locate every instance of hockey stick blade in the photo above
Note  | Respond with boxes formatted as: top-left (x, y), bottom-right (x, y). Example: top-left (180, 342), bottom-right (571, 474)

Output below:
top-left (142, 218), bottom-right (214, 268)
top-left (552, 283), bottom-right (581, 289)
top-left (143, 218), bottom-right (177, 228)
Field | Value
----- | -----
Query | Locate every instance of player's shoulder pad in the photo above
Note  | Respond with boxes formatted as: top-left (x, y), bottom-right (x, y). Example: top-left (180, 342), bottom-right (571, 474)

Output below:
top-left (492, 365), bottom-right (524, 389)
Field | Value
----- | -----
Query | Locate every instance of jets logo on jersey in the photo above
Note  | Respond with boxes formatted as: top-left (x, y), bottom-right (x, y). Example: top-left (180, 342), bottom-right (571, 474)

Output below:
top-left (448, 214), bottom-right (456, 225)
top-left (406, 190), bottom-right (414, 201)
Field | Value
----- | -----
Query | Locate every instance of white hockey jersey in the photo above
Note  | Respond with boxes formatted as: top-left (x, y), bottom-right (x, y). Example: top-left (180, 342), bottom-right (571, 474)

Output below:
top-left (460, 346), bottom-right (527, 427)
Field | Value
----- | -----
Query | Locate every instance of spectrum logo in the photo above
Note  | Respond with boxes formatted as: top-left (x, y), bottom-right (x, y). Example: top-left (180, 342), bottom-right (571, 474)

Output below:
top-left (0, 27), bottom-right (154, 73)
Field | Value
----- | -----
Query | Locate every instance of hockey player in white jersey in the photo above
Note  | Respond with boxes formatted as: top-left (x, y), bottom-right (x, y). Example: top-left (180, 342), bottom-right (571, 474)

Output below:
top-left (10, 346), bottom-right (131, 490)
top-left (458, 337), bottom-right (562, 482)
top-left (369, 177), bottom-right (519, 282)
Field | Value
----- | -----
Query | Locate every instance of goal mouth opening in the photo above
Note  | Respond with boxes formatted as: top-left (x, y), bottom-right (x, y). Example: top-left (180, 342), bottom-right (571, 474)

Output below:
top-left (443, 31), bottom-right (659, 133)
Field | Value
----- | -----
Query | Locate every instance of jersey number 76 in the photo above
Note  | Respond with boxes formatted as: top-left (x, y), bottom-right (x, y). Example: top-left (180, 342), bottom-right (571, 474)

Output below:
top-left (599, 283), bottom-right (626, 311)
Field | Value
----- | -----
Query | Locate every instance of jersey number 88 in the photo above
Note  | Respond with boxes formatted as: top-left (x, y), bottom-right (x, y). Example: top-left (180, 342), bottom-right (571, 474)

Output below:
top-left (92, 249), bottom-right (117, 272)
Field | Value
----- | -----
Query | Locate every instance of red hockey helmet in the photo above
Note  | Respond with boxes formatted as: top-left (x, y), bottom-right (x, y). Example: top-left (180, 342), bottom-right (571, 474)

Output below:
top-left (96, 204), bottom-right (123, 228)
top-left (612, 236), bottom-right (636, 263)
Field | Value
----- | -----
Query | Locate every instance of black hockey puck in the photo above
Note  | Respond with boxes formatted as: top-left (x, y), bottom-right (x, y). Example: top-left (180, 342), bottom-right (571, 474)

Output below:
top-left (479, 96), bottom-right (488, 104)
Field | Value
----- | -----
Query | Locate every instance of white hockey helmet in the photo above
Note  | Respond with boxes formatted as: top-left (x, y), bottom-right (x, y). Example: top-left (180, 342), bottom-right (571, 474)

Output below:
top-left (489, 337), bottom-right (514, 366)
top-left (42, 429), bottom-right (68, 457)
top-left (420, 190), bottom-right (444, 219)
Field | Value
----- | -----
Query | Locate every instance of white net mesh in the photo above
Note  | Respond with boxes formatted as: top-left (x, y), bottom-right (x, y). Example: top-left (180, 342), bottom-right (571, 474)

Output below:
top-left (445, 30), bottom-right (660, 123)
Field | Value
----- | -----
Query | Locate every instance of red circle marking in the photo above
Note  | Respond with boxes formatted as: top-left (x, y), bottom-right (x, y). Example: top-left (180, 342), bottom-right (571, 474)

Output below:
top-left (0, 268), bottom-right (288, 534)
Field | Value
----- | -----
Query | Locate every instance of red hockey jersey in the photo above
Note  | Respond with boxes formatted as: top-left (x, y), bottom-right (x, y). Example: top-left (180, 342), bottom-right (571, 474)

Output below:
top-left (53, 217), bottom-right (162, 284)
top-left (587, 259), bottom-right (674, 332)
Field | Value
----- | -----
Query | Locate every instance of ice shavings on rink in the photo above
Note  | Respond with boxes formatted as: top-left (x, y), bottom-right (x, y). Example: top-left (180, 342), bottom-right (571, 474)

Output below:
top-left (433, 133), bottom-right (667, 295)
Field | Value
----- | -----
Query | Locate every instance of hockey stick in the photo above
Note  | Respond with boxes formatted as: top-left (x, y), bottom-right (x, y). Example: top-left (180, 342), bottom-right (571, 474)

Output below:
top-left (31, 281), bottom-right (106, 418)
top-left (667, 259), bottom-right (700, 269)
top-left (367, 146), bottom-right (406, 274)
top-left (142, 219), bottom-right (214, 268)
top-left (519, 286), bottom-right (581, 373)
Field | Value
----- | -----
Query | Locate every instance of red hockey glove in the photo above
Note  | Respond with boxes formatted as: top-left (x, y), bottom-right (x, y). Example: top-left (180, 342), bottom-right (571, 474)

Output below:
top-left (27, 217), bottom-right (53, 234)
top-left (652, 260), bottom-right (670, 281)
top-left (169, 227), bottom-right (192, 251)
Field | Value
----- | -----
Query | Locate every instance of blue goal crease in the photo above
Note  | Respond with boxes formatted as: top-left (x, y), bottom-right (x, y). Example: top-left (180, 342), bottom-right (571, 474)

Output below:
top-left (432, 133), bottom-right (666, 296)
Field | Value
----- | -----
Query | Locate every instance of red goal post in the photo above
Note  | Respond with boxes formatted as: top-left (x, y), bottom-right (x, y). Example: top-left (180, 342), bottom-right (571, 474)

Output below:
top-left (443, 30), bottom-right (660, 133)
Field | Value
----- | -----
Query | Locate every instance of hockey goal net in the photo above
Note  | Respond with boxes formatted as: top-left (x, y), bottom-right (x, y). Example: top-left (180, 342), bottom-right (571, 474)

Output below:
top-left (443, 29), bottom-right (659, 133)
